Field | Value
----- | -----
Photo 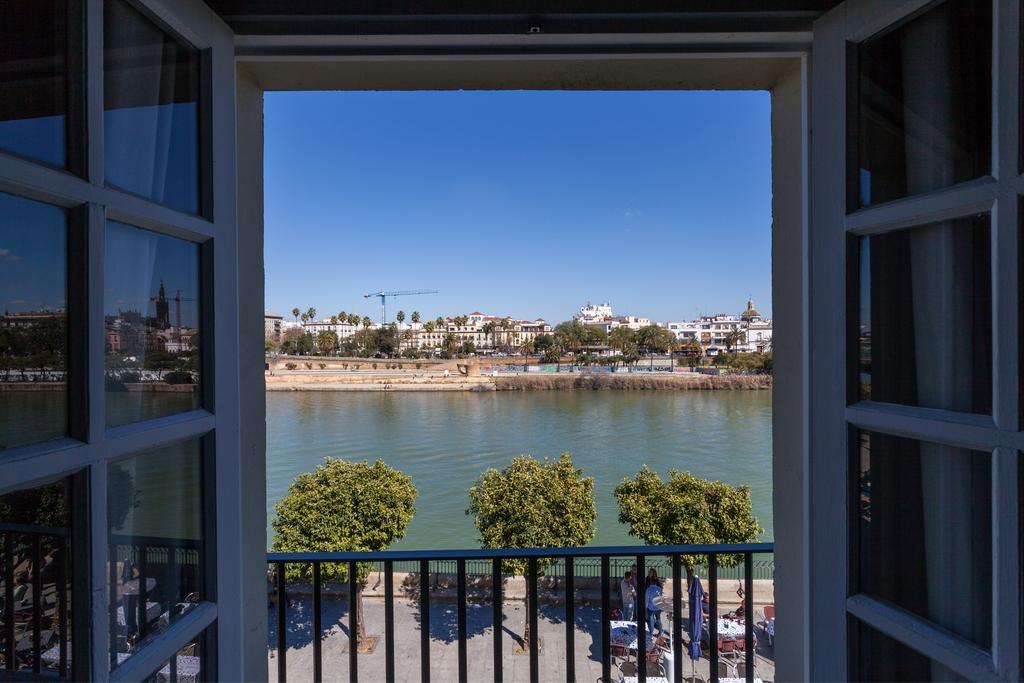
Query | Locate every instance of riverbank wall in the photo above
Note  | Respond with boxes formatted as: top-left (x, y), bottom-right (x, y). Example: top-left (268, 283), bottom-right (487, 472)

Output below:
top-left (264, 372), bottom-right (771, 392)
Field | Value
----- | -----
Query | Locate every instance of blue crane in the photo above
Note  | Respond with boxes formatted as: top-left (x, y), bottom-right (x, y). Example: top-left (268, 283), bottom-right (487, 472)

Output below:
top-left (363, 289), bottom-right (438, 326)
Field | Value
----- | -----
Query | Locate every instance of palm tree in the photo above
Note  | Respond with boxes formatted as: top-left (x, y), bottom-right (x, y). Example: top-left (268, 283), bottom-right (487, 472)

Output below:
top-left (435, 316), bottom-right (444, 330)
top-left (424, 321), bottom-right (435, 334)
top-left (330, 316), bottom-right (338, 325)
top-left (411, 311), bottom-right (420, 324)
top-left (348, 313), bottom-right (360, 326)
top-left (291, 307), bottom-right (300, 322)
top-left (396, 310), bottom-right (405, 325)
top-left (724, 329), bottom-right (746, 353)
top-left (361, 316), bottom-right (372, 329)
top-left (338, 310), bottom-right (347, 323)
top-left (481, 321), bottom-right (496, 352)
top-left (306, 307), bottom-right (317, 323)
top-left (500, 318), bottom-right (513, 353)
top-left (300, 313), bottom-right (309, 324)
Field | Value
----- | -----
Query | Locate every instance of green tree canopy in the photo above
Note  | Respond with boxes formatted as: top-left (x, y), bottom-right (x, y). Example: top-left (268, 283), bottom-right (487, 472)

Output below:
top-left (467, 453), bottom-right (595, 650)
top-left (614, 467), bottom-right (762, 571)
top-left (635, 325), bottom-right (676, 354)
top-left (272, 458), bottom-right (417, 644)
top-left (608, 326), bottom-right (637, 354)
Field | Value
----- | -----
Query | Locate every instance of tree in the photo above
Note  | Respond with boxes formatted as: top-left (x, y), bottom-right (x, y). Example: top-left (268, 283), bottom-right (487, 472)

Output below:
top-left (614, 467), bottom-right (762, 575)
top-left (635, 325), bottom-right (676, 355)
top-left (411, 311), bottom-right (421, 324)
top-left (440, 332), bottom-right (459, 358)
top-left (361, 316), bottom-right (372, 329)
top-left (435, 316), bottom-right (445, 330)
top-left (609, 326), bottom-right (637, 355)
top-left (300, 313), bottom-right (309, 324)
top-left (348, 313), bottom-right (360, 327)
top-left (723, 329), bottom-right (746, 353)
top-left (306, 307), bottom-right (317, 323)
top-left (292, 307), bottom-right (300, 322)
top-left (467, 453), bottom-right (595, 651)
top-left (424, 321), bottom-right (436, 333)
top-left (338, 310), bottom-right (347, 323)
top-left (481, 321), bottom-right (497, 350)
top-left (533, 333), bottom-right (555, 354)
top-left (396, 310), bottom-right (405, 324)
top-left (316, 330), bottom-right (338, 355)
top-left (459, 340), bottom-right (476, 356)
top-left (272, 458), bottom-right (417, 648)
top-left (553, 320), bottom-right (588, 355)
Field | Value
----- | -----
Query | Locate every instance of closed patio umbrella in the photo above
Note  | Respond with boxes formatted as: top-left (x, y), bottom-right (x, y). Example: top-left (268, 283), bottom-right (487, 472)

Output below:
top-left (687, 574), bottom-right (705, 667)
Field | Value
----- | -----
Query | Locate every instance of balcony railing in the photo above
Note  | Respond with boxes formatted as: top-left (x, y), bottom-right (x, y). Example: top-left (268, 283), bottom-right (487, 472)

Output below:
top-left (267, 542), bottom-right (774, 683)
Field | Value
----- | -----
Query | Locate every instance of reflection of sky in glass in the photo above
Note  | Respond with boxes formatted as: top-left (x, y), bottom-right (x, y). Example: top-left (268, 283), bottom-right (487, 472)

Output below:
top-left (0, 115), bottom-right (65, 167)
top-left (104, 221), bottom-right (198, 327)
top-left (0, 191), bottom-right (66, 314)
top-left (105, 103), bottom-right (198, 214)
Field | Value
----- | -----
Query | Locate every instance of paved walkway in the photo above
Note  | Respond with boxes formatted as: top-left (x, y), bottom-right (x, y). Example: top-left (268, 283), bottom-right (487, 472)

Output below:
top-left (268, 595), bottom-right (776, 682)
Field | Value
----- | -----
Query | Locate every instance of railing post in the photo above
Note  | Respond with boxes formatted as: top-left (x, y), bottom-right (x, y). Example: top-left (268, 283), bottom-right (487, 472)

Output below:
top-left (672, 554), bottom-right (682, 683)
top-left (601, 555), bottom-right (610, 683)
top-left (31, 536), bottom-right (41, 674)
top-left (276, 562), bottom-right (287, 683)
top-left (420, 559), bottom-right (430, 683)
top-left (348, 560), bottom-right (358, 683)
top-left (528, 557), bottom-right (539, 683)
top-left (744, 552), bottom-right (754, 683)
top-left (636, 554), bottom-right (646, 682)
top-left (457, 558), bottom-right (467, 683)
top-left (565, 556), bottom-right (575, 683)
top-left (492, 559), bottom-right (503, 683)
top-left (312, 562), bottom-right (322, 683)
top-left (385, 559), bottom-right (395, 683)
top-left (709, 554), bottom-right (718, 683)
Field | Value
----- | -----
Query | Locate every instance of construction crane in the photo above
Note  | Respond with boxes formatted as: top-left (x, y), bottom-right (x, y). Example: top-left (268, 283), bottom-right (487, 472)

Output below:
top-left (363, 289), bottom-right (438, 326)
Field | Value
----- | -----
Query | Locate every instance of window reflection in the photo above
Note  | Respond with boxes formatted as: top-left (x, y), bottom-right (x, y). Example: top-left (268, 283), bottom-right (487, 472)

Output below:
top-left (0, 0), bottom-right (69, 167)
top-left (104, 0), bottom-right (201, 214)
top-left (104, 221), bottom-right (200, 426)
top-left (856, 0), bottom-right (991, 208)
top-left (0, 192), bottom-right (68, 449)
top-left (854, 620), bottom-right (966, 682)
top-left (108, 441), bottom-right (203, 668)
top-left (0, 478), bottom-right (75, 678)
top-left (854, 430), bottom-right (991, 648)
top-left (857, 215), bottom-right (991, 414)
top-left (143, 631), bottom-right (205, 682)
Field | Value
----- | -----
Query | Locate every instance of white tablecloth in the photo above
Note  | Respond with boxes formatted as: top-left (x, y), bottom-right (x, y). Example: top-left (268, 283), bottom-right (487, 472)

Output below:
top-left (621, 677), bottom-right (669, 683)
top-left (609, 621), bottom-right (654, 652)
top-left (719, 678), bottom-right (763, 683)
top-left (712, 618), bottom-right (746, 637)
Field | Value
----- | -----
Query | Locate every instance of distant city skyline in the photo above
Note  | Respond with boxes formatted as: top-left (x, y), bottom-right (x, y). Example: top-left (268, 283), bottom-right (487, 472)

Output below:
top-left (264, 90), bottom-right (772, 324)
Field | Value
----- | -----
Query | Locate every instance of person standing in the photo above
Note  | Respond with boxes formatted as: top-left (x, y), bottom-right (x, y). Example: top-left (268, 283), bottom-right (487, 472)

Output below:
top-left (620, 571), bottom-right (636, 621)
top-left (646, 578), bottom-right (665, 636)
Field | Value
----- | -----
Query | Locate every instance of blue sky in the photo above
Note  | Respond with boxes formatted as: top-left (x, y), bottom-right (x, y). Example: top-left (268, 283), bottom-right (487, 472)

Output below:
top-left (264, 90), bottom-right (771, 324)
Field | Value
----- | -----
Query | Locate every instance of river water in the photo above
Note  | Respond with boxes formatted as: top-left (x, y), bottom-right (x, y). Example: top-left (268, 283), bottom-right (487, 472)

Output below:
top-left (266, 390), bottom-right (773, 550)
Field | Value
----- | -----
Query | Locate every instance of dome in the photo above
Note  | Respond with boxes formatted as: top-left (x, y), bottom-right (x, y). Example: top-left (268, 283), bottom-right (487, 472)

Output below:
top-left (740, 298), bottom-right (761, 320)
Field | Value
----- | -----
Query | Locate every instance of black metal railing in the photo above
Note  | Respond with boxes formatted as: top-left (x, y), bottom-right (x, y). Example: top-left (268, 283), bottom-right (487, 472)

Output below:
top-left (1, 524), bottom-right (71, 678)
top-left (267, 542), bottom-right (773, 683)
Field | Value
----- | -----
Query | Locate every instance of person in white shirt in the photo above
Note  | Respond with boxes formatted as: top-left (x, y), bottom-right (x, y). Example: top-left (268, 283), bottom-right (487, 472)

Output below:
top-left (620, 571), bottom-right (636, 621)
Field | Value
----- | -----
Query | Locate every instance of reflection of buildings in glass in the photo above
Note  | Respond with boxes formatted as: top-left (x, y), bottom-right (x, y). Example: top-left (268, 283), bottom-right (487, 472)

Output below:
top-left (0, 308), bottom-right (66, 328)
top-left (153, 281), bottom-right (171, 330)
top-left (105, 281), bottom-right (197, 356)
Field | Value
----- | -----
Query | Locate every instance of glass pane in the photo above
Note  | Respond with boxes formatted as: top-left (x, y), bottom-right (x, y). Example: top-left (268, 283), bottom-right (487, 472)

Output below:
top-left (0, 478), bottom-right (74, 678)
top-left (853, 430), bottom-right (991, 648)
top-left (853, 619), bottom-right (966, 682)
top-left (0, 191), bottom-right (68, 448)
top-left (104, 0), bottom-right (200, 214)
top-left (104, 220), bottom-right (200, 426)
top-left (0, 0), bottom-right (68, 167)
top-left (856, 0), bottom-right (991, 208)
top-left (108, 440), bottom-right (204, 668)
top-left (143, 631), bottom-right (205, 682)
top-left (857, 215), bottom-right (991, 414)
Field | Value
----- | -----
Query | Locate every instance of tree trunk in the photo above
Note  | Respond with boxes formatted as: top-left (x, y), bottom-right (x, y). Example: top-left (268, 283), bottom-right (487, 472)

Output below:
top-left (522, 574), bottom-right (533, 652)
top-left (356, 582), bottom-right (367, 646)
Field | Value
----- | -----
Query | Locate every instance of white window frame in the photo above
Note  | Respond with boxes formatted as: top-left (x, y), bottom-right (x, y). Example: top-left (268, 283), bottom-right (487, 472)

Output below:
top-left (0, 0), bottom-right (240, 680)
top-left (811, 0), bottom-right (1022, 679)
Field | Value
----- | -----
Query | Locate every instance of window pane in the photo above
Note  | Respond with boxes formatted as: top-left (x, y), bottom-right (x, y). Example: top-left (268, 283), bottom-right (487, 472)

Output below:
top-left (108, 440), bottom-right (204, 668)
top-left (856, 0), bottom-right (991, 208)
top-left (857, 215), bottom-right (991, 414)
top-left (853, 430), bottom-right (991, 648)
top-left (104, 0), bottom-right (200, 214)
top-left (104, 220), bottom-right (200, 426)
top-left (0, 0), bottom-right (68, 167)
top-left (142, 630), bottom-right (206, 682)
top-left (0, 192), bottom-right (68, 448)
top-left (853, 619), bottom-right (966, 682)
top-left (0, 478), bottom-right (75, 678)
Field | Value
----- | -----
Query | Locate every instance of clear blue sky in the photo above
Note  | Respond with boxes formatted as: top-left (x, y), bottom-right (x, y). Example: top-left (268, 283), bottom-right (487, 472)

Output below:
top-left (264, 90), bottom-right (772, 324)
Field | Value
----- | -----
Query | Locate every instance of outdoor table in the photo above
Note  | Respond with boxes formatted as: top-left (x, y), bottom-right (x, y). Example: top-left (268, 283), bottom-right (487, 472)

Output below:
top-left (712, 617), bottom-right (746, 637)
top-left (610, 621), bottom-right (654, 652)
top-left (621, 677), bottom-right (669, 683)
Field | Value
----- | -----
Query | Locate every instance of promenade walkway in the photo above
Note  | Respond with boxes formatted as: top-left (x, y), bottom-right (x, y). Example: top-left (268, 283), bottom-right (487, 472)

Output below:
top-left (268, 594), bottom-right (776, 682)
